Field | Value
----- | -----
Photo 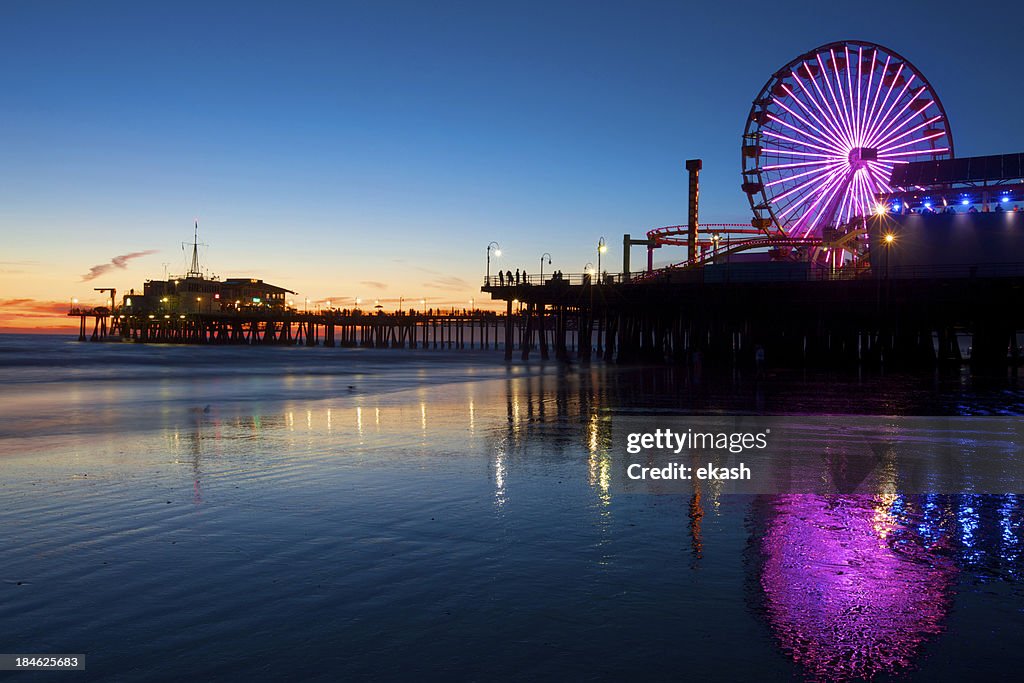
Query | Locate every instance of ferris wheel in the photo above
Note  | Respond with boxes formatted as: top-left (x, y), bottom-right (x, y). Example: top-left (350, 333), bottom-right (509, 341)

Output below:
top-left (742, 40), bottom-right (954, 242)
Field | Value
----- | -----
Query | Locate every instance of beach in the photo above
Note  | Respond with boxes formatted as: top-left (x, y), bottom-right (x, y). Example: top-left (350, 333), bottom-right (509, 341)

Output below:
top-left (2, 335), bottom-right (1023, 680)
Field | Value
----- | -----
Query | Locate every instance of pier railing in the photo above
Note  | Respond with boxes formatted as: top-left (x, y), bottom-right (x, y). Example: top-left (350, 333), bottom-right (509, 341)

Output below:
top-left (482, 272), bottom-right (629, 288)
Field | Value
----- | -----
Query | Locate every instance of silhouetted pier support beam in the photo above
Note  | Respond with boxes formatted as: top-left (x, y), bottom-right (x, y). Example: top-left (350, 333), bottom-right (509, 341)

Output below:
top-left (685, 158), bottom-right (702, 261)
top-left (971, 326), bottom-right (1014, 370)
top-left (504, 300), bottom-right (514, 361)
top-left (622, 234), bottom-right (659, 278)
top-left (521, 304), bottom-right (535, 360)
top-left (555, 305), bottom-right (568, 360)
top-left (538, 304), bottom-right (549, 360)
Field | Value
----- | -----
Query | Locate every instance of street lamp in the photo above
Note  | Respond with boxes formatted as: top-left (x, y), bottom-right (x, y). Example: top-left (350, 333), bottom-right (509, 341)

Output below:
top-left (540, 252), bottom-right (552, 282)
top-left (304, 297), bottom-right (309, 313)
top-left (585, 262), bottom-right (595, 280)
top-left (486, 241), bottom-right (502, 286)
top-left (881, 232), bottom-right (896, 279)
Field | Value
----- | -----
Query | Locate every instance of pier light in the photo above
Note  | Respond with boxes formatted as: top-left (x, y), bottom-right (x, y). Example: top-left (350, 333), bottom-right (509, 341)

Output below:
top-left (469, 298), bottom-right (474, 307)
top-left (597, 236), bottom-right (607, 279)
top-left (874, 204), bottom-right (887, 216)
top-left (486, 241), bottom-right (502, 285)
top-left (961, 198), bottom-right (970, 205)
top-left (179, 314), bottom-right (186, 319)
top-left (420, 298), bottom-right (426, 307)
top-left (126, 297), bottom-right (132, 307)
top-left (1002, 196), bottom-right (1011, 203)
top-left (164, 315), bottom-right (170, 319)
top-left (355, 298), bottom-right (361, 306)
top-left (325, 300), bottom-right (331, 308)
top-left (884, 233), bottom-right (895, 244)
top-left (148, 314), bottom-right (154, 319)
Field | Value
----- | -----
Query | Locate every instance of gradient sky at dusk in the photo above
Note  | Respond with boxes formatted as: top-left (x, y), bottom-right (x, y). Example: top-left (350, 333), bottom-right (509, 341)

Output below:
top-left (2, 0), bottom-right (1022, 329)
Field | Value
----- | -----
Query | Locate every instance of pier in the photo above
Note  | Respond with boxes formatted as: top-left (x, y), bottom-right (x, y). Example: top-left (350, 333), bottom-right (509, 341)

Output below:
top-left (68, 306), bottom-right (597, 355)
top-left (482, 264), bottom-right (1024, 369)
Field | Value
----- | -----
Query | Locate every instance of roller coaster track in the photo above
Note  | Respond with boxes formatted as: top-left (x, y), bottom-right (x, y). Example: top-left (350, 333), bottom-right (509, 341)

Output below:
top-left (634, 227), bottom-right (868, 281)
top-left (646, 223), bottom-right (766, 248)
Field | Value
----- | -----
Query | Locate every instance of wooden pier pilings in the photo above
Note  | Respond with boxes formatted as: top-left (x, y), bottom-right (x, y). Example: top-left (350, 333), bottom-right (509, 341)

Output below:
top-left (482, 270), bottom-right (1024, 370)
top-left (68, 268), bottom-right (1024, 370)
top-left (68, 308), bottom-right (589, 357)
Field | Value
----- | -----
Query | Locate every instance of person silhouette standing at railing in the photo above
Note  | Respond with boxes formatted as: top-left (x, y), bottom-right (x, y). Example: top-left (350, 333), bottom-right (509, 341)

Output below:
top-left (515, 269), bottom-right (520, 285)
top-left (498, 271), bottom-right (504, 286)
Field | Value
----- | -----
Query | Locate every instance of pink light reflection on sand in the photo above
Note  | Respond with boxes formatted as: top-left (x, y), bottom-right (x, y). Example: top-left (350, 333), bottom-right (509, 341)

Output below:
top-left (759, 494), bottom-right (956, 681)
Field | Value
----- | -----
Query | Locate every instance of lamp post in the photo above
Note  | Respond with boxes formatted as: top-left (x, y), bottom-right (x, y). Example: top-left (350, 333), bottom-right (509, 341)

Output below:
top-left (883, 232), bottom-right (895, 279)
top-left (597, 237), bottom-right (607, 283)
top-left (486, 242), bottom-right (502, 286)
top-left (540, 252), bottom-right (552, 282)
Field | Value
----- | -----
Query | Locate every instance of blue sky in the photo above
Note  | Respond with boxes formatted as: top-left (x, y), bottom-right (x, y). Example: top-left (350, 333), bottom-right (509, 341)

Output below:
top-left (2, 0), bottom-right (1021, 322)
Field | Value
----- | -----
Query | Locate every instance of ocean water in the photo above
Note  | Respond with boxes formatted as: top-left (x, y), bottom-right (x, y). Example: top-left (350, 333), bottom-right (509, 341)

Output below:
top-left (1, 334), bottom-right (1023, 681)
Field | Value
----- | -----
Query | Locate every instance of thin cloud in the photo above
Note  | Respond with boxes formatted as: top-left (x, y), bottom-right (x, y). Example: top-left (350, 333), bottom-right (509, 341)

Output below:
top-left (0, 298), bottom-right (72, 316)
top-left (423, 276), bottom-right (469, 292)
top-left (81, 250), bottom-right (158, 281)
top-left (359, 280), bottom-right (388, 290)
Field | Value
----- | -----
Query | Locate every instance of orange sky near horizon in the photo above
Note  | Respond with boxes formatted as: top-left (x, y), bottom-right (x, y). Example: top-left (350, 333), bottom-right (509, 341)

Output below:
top-left (0, 243), bottom-right (519, 333)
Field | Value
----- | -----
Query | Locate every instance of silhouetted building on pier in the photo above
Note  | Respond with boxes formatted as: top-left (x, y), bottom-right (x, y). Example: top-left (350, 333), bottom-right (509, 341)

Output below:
top-left (126, 276), bottom-right (296, 315)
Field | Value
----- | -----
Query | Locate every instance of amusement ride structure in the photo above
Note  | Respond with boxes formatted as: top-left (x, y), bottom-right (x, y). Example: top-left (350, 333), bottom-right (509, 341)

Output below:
top-left (642, 40), bottom-right (954, 274)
